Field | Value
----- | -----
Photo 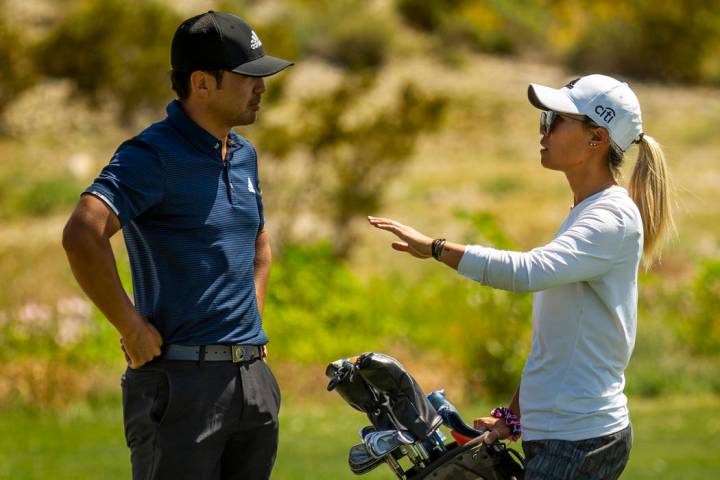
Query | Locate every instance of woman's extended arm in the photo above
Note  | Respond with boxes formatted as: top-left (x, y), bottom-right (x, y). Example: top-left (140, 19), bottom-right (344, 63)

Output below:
top-left (369, 204), bottom-right (628, 293)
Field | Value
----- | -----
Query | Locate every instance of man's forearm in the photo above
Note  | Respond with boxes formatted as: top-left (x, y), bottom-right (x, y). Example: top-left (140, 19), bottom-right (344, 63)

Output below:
top-left (63, 224), bottom-right (142, 336)
top-left (253, 230), bottom-right (272, 314)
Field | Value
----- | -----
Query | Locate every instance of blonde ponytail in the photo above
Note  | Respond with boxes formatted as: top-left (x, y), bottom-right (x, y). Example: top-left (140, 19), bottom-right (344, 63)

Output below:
top-left (628, 135), bottom-right (675, 268)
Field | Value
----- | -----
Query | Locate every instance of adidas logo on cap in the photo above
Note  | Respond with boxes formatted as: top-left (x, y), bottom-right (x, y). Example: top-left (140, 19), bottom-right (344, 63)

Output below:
top-left (250, 30), bottom-right (262, 50)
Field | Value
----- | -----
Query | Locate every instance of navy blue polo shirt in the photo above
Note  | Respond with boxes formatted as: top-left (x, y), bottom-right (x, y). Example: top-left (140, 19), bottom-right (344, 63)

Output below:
top-left (84, 100), bottom-right (268, 346)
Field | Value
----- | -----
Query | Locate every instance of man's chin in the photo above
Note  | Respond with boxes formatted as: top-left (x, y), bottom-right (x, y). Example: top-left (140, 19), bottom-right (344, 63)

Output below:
top-left (234, 112), bottom-right (257, 126)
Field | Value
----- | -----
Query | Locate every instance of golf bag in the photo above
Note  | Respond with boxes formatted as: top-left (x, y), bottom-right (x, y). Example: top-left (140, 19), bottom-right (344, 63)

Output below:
top-left (326, 352), bottom-right (524, 480)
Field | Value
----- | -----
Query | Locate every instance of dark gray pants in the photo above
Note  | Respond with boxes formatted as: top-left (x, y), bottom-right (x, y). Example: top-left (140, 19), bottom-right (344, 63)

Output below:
top-left (121, 357), bottom-right (281, 480)
top-left (522, 424), bottom-right (633, 480)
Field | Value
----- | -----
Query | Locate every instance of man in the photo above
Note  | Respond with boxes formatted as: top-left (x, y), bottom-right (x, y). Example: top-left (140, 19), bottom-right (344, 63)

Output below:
top-left (62, 11), bottom-right (293, 480)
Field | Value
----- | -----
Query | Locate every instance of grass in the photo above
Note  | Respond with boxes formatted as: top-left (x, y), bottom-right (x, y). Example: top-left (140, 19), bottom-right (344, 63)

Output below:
top-left (626, 396), bottom-right (720, 479)
top-left (1, 395), bottom-right (718, 480)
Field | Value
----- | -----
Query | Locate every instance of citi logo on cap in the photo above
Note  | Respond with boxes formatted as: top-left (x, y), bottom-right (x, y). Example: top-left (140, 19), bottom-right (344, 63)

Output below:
top-left (250, 30), bottom-right (262, 50)
top-left (594, 105), bottom-right (616, 123)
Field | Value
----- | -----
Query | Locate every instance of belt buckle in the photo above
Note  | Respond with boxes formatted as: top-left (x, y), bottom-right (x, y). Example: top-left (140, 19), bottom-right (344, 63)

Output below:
top-left (231, 345), bottom-right (244, 363)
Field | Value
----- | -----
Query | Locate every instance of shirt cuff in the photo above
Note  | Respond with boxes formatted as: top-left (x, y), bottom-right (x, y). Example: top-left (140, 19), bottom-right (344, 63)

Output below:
top-left (457, 244), bottom-right (493, 283)
top-left (83, 190), bottom-right (120, 218)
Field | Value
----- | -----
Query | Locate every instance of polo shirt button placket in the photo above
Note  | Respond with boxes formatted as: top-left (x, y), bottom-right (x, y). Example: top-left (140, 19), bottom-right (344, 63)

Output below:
top-left (224, 152), bottom-right (238, 204)
top-left (214, 142), bottom-right (225, 163)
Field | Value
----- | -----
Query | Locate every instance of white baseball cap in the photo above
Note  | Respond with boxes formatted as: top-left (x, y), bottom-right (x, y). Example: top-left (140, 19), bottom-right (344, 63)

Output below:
top-left (528, 74), bottom-right (643, 151)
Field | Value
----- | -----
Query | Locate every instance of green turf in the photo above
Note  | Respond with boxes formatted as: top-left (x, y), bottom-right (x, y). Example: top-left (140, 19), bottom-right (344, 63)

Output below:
top-left (0, 396), bottom-right (718, 479)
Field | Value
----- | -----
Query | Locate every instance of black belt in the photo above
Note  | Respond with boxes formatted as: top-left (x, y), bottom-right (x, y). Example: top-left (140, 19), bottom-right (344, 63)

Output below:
top-left (163, 344), bottom-right (263, 362)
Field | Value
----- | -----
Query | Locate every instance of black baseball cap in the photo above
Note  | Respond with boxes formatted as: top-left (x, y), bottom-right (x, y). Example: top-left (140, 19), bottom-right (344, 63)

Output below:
top-left (171, 11), bottom-right (293, 77)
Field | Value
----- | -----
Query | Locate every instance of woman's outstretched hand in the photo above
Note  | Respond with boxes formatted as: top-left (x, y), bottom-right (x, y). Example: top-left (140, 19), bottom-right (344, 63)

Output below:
top-left (367, 216), bottom-right (433, 259)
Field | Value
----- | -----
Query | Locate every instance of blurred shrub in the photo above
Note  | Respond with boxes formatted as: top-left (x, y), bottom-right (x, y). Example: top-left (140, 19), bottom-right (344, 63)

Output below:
top-left (14, 175), bottom-right (82, 217)
top-left (0, 173), bottom-right (83, 219)
top-left (33, 0), bottom-right (181, 122)
top-left (396, 0), bottom-right (547, 56)
top-left (223, 0), bottom-right (393, 72)
top-left (289, 0), bottom-right (395, 72)
top-left (397, 0), bottom-right (720, 84)
top-left (483, 176), bottom-right (524, 198)
top-left (396, 269), bottom-right (532, 398)
top-left (568, 0), bottom-right (720, 84)
top-left (309, 14), bottom-right (389, 71)
top-left (0, 300), bottom-right (119, 366)
top-left (0, 301), bottom-right (126, 408)
top-left (439, 1), bottom-right (538, 55)
top-left (264, 242), bottom-right (405, 363)
top-left (259, 77), bottom-right (447, 257)
top-left (455, 209), bottom-right (514, 250)
top-left (397, 0), bottom-right (466, 31)
top-left (626, 352), bottom-right (720, 398)
top-left (0, 255), bottom-right (133, 407)
top-left (679, 259), bottom-right (720, 355)
top-left (0, 13), bottom-right (36, 127)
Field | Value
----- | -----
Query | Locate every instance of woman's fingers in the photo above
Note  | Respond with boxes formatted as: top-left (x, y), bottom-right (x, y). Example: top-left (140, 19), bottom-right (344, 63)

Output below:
top-left (473, 418), bottom-right (491, 430)
top-left (368, 215), bottom-right (397, 223)
top-left (368, 216), bottom-right (393, 226)
top-left (369, 216), bottom-right (432, 258)
top-left (369, 218), bottom-right (411, 241)
top-left (473, 417), bottom-right (511, 443)
top-left (480, 429), bottom-right (500, 444)
top-left (368, 216), bottom-right (405, 231)
top-left (369, 217), bottom-right (415, 236)
top-left (392, 242), bottom-right (430, 259)
top-left (377, 224), bottom-right (401, 234)
top-left (370, 221), bottom-right (399, 233)
top-left (391, 241), bottom-right (410, 252)
top-left (370, 220), bottom-right (401, 231)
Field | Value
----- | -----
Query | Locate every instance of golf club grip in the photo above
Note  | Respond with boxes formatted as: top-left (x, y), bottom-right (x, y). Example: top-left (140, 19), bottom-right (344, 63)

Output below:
top-left (441, 409), bottom-right (484, 438)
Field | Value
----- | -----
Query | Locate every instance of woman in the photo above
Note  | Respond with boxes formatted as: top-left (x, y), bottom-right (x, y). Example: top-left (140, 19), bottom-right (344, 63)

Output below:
top-left (368, 74), bottom-right (673, 480)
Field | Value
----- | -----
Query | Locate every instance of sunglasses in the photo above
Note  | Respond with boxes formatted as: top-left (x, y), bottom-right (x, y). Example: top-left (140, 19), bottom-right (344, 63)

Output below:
top-left (539, 111), bottom-right (586, 136)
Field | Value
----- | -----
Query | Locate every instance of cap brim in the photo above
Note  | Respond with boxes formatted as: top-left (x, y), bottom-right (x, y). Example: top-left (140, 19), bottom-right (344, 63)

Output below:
top-left (527, 83), bottom-right (580, 114)
top-left (231, 55), bottom-right (294, 77)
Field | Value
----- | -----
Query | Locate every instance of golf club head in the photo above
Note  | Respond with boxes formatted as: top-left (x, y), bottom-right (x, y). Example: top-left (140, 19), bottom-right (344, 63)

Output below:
top-left (396, 430), bottom-right (416, 444)
top-left (365, 430), bottom-right (407, 459)
top-left (359, 425), bottom-right (376, 441)
top-left (348, 443), bottom-right (385, 475)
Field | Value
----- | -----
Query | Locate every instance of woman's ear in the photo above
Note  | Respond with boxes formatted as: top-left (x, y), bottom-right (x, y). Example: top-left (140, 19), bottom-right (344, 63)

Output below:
top-left (590, 127), bottom-right (610, 146)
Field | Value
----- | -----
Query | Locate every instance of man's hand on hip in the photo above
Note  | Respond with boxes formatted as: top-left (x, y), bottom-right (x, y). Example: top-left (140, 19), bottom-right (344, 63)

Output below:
top-left (120, 318), bottom-right (163, 369)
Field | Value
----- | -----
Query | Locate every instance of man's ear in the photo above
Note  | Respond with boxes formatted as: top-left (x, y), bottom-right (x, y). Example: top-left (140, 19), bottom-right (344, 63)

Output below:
top-left (190, 71), bottom-right (211, 98)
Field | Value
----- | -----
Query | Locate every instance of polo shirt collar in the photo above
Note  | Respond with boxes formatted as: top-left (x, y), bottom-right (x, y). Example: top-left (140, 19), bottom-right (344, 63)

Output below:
top-left (166, 100), bottom-right (223, 156)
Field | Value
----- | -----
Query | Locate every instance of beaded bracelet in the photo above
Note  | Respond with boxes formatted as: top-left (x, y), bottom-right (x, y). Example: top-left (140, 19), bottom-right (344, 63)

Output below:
top-left (490, 406), bottom-right (522, 441)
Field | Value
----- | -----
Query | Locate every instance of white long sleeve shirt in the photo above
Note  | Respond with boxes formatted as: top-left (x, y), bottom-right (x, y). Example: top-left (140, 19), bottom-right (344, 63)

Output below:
top-left (458, 186), bottom-right (643, 441)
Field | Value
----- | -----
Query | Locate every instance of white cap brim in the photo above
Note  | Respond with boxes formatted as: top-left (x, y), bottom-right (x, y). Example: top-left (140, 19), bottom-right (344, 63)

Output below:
top-left (527, 84), bottom-right (580, 114)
